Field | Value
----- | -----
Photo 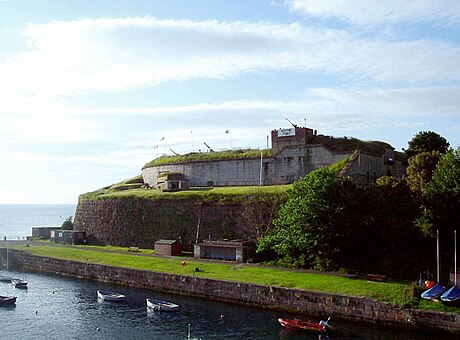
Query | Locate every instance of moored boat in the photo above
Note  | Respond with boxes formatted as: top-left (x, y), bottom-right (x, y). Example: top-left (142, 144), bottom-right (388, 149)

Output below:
top-left (278, 317), bottom-right (332, 333)
top-left (146, 298), bottom-right (179, 312)
top-left (11, 278), bottom-right (28, 289)
top-left (0, 295), bottom-right (17, 306)
top-left (0, 275), bottom-right (14, 282)
top-left (97, 290), bottom-right (125, 302)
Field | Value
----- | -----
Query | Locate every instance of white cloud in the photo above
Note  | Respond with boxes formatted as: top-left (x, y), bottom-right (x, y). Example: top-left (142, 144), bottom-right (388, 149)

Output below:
top-left (0, 17), bottom-right (459, 100)
top-left (288, 0), bottom-right (460, 26)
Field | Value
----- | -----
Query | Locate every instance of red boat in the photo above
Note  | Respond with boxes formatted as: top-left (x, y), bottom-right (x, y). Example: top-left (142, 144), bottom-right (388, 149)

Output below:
top-left (278, 317), bottom-right (332, 333)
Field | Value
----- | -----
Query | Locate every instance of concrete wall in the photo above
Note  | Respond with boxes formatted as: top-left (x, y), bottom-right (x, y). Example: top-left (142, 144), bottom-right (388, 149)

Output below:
top-left (1, 248), bottom-right (458, 335)
top-left (143, 145), bottom-right (361, 188)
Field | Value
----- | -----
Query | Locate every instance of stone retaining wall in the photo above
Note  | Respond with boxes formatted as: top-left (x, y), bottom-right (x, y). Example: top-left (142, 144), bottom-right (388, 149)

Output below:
top-left (1, 249), bottom-right (458, 335)
top-left (73, 196), bottom-right (285, 248)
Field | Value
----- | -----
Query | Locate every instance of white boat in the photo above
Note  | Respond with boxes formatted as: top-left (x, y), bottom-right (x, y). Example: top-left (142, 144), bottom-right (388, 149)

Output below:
top-left (97, 290), bottom-right (125, 302)
top-left (146, 298), bottom-right (179, 312)
top-left (11, 278), bottom-right (28, 289)
top-left (0, 275), bottom-right (14, 282)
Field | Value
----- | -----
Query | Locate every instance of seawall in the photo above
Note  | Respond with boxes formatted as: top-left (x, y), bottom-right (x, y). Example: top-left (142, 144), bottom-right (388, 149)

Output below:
top-left (1, 249), bottom-right (459, 335)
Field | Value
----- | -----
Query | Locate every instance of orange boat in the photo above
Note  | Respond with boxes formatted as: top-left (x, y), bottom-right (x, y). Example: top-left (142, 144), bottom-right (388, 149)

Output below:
top-left (278, 317), bottom-right (332, 333)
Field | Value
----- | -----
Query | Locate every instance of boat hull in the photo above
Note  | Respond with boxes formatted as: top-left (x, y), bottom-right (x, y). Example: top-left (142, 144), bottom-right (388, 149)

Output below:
top-left (146, 298), bottom-right (179, 312)
top-left (421, 283), bottom-right (445, 299)
top-left (440, 285), bottom-right (460, 302)
top-left (11, 279), bottom-right (28, 289)
top-left (97, 290), bottom-right (125, 302)
top-left (0, 275), bottom-right (14, 282)
top-left (0, 295), bottom-right (17, 306)
top-left (278, 318), bottom-right (328, 333)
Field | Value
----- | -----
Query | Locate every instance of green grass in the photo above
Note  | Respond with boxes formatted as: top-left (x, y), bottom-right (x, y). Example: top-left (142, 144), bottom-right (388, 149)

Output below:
top-left (80, 184), bottom-right (291, 201)
top-left (143, 149), bottom-right (272, 169)
top-left (9, 244), bottom-right (458, 313)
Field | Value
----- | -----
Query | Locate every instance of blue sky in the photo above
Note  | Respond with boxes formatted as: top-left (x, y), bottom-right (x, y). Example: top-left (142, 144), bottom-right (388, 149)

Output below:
top-left (1, 0), bottom-right (459, 204)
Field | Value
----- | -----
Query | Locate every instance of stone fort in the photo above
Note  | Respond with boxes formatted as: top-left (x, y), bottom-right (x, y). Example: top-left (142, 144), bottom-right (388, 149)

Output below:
top-left (142, 126), bottom-right (405, 189)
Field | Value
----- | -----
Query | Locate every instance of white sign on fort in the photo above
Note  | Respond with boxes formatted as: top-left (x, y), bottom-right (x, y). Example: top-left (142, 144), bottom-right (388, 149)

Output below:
top-left (277, 128), bottom-right (295, 137)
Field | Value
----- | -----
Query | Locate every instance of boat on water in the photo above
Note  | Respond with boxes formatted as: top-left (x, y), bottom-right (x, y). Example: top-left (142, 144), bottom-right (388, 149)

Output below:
top-left (278, 317), bottom-right (333, 333)
top-left (0, 295), bottom-right (17, 306)
top-left (146, 298), bottom-right (179, 312)
top-left (11, 278), bottom-right (28, 289)
top-left (0, 275), bottom-right (14, 282)
top-left (97, 290), bottom-right (125, 302)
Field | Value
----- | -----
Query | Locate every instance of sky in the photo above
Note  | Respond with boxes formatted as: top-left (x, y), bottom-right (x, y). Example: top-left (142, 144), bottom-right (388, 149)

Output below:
top-left (0, 0), bottom-right (459, 204)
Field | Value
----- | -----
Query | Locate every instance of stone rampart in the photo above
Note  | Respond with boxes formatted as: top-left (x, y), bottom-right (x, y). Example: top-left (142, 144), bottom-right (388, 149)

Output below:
top-left (73, 196), bottom-right (284, 248)
top-left (1, 249), bottom-right (458, 335)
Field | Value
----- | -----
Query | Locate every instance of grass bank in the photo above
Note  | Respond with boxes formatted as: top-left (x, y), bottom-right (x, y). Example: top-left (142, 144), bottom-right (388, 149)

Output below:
top-left (9, 244), bottom-right (459, 313)
top-left (80, 183), bottom-right (291, 201)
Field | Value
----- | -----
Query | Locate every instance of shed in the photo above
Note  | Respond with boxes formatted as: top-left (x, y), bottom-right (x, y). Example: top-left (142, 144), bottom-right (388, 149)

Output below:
top-left (51, 230), bottom-right (86, 245)
top-left (154, 239), bottom-right (182, 256)
top-left (32, 227), bottom-right (61, 239)
top-left (194, 239), bottom-right (255, 263)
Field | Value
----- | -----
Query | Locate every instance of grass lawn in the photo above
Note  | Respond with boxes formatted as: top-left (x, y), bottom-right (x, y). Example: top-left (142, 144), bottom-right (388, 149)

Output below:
top-left (9, 244), bottom-right (459, 313)
top-left (81, 184), bottom-right (291, 201)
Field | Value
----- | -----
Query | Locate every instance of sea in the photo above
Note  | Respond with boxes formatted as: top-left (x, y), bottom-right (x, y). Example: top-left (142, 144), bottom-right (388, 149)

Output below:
top-left (0, 205), bottom-right (456, 339)
top-left (0, 204), bottom-right (76, 240)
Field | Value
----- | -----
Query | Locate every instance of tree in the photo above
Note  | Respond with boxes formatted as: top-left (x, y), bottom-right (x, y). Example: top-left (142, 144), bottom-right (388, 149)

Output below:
top-left (428, 147), bottom-right (460, 197)
top-left (405, 131), bottom-right (449, 158)
top-left (422, 147), bottom-right (460, 281)
top-left (421, 147), bottom-right (460, 238)
top-left (257, 168), bottom-right (364, 270)
top-left (406, 151), bottom-right (441, 195)
top-left (61, 216), bottom-right (74, 230)
top-left (369, 179), bottom-right (428, 278)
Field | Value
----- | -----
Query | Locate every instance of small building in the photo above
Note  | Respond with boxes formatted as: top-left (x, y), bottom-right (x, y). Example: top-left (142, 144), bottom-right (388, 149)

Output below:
top-left (157, 172), bottom-right (190, 192)
top-left (154, 239), bottom-right (182, 256)
top-left (32, 227), bottom-right (61, 239)
top-left (51, 230), bottom-right (86, 245)
top-left (194, 239), bottom-right (255, 263)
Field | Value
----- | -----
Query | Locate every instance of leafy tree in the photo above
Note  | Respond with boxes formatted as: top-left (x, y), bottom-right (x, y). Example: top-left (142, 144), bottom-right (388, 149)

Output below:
top-left (61, 216), bottom-right (74, 230)
top-left (422, 148), bottom-right (460, 281)
top-left (375, 175), bottom-right (401, 187)
top-left (428, 147), bottom-right (460, 197)
top-left (368, 179), bottom-right (427, 278)
top-left (257, 168), bottom-right (363, 270)
top-left (406, 151), bottom-right (441, 195)
top-left (420, 148), bottom-right (460, 238)
top-left (405, 131), bottom-right (449, 158)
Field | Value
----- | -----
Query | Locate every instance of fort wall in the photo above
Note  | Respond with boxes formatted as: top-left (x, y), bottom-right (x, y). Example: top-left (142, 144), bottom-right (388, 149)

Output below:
top-left (73, 196), bottom-right (285, 249)
top-left (143, 145), bottom-right (360, 188)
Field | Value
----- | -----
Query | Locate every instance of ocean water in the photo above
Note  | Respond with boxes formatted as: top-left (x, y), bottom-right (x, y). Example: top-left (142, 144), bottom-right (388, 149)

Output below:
top-left (0, 204), bottom-right (76, 240)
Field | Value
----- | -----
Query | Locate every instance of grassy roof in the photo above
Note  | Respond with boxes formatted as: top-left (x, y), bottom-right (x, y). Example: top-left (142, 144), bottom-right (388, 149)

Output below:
top-left (143, 149), bottom-right (272, 169)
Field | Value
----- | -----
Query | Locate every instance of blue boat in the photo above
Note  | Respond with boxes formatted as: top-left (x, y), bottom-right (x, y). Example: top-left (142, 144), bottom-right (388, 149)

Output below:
top-left (421, 230), bottom-right (445, 300)
top-left (421, 283), bottom-right (445, 299)
top-left (441, 230), bottom-right (459, 303)
top-left (440, 285), bottom-right (460, 302)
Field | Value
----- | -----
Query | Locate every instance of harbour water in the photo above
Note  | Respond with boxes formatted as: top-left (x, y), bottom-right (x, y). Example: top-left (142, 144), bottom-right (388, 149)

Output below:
top-left (0, 205), bottom-right (457, 339)
top-left (0, 270), bottom-right (455, 339)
